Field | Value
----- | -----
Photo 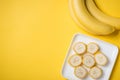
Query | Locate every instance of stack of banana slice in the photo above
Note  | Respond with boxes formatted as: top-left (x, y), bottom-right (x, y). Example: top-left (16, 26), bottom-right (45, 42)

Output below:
top-left (69, 0), bottom-right (120, 35)
top-left (68, 42), bottom-right (108, 79)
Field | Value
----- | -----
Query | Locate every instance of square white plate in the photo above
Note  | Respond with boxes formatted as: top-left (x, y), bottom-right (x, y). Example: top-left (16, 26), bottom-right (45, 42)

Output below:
top-left (61, 33), bottom-right (119, 80)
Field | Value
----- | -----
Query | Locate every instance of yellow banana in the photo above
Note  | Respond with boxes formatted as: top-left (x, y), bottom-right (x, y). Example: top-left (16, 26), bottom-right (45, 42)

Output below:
top-left (86, 0), bottom-right (120, 30)
top-left (69, 0), bottom-right (99, 35)
top-left (72, 0), bottom-right (115, 35)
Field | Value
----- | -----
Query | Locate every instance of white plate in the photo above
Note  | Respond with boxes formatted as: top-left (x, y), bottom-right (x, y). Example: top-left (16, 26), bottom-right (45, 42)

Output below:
top-left (61, 33), bottom-right (119, 80)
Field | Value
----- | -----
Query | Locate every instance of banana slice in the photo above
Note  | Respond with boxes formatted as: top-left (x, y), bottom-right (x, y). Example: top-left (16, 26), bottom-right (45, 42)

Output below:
top-left (74, 66), bottom-right (87, 79)
top-left (83, 55), bottom-right (95, 68)
top-left (95, 53), bottom-right (108, 66)
top-left (87, 42), bottom-right (99, 54)
top-left (89, 66), bottom-right (102, 79)
top-left (73, 42), bottom-right (86, 54)
top-left (68, 54), bottom-right (82, 67)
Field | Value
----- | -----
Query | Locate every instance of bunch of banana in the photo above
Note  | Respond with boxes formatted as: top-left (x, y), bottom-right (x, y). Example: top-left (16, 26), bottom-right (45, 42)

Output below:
top-left (69, 0), bottom-right (120, 35)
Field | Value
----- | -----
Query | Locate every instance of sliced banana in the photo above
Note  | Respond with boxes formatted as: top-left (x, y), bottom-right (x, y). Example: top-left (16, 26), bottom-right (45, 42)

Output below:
top-left (87, 42), bottom-right (99, 54)
top-left (89, 66), bottom-right (102, 79)
top-left (68, 54), bottom-right (82, 67)
top-left (95, 53), bottom-right (108, 66)
top-left (83, 55), bottom-right (95, 68)
top-left (73, 42), bottom-right (86, 54)
top-left (74, 66), bottom-right (87, 79)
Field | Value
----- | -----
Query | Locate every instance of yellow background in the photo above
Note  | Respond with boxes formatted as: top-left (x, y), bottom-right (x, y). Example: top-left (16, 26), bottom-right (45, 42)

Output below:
top-left (0, 0), bottom-right (120, 80)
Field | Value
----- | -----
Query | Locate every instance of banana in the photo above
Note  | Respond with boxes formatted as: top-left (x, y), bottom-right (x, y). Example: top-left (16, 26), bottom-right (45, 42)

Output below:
top-left (73, 42), bottom-right (86, 54)
top-left (72, 0), bottom-right (115, 35)
top-left (89, 66), bottom-right (102, 79)
top-left (86, 0), bottom-right (120, 30)
top-left (74, 66), bottom-right (87, 79)
top-left (69, 0), bottom-right (99, 35)
top-left (68, 54), bottom-right (82, 67)
top-left (87, 42), bottom-right (99, 54)
top-left (95, 53), bottom-right (108, 66)
top-left (83, 55), bottom-right (95, 68)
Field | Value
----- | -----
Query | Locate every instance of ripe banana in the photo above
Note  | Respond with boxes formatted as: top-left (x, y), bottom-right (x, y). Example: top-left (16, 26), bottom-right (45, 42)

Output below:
top-left (69, 0), bottom-right (99, 35)
top-left (71, 0), bottom-right (115, 35)
top-left (86, 0), bottom-right (120, 30)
